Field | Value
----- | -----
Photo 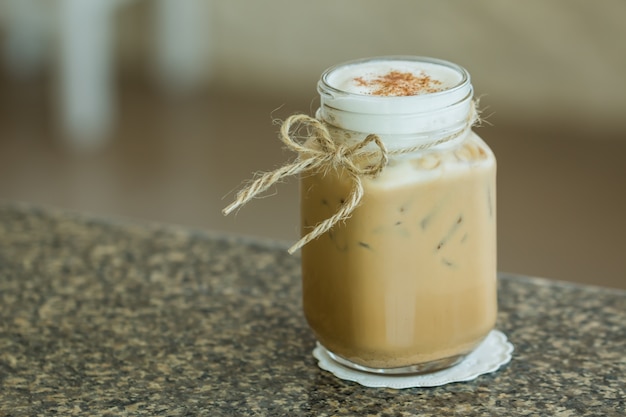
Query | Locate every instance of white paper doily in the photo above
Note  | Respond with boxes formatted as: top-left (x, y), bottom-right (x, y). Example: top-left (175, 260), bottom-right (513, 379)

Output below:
top-left (313, 330), bottom-right (513, 389)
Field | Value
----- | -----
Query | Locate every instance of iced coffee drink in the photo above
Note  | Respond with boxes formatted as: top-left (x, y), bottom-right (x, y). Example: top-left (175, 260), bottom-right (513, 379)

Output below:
top-left (301, 57), bottom-right (497, 373)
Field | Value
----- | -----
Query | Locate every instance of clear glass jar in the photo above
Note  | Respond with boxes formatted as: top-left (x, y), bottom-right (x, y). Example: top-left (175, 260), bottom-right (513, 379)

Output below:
top-left (301, 56), bottom-right (497, 374)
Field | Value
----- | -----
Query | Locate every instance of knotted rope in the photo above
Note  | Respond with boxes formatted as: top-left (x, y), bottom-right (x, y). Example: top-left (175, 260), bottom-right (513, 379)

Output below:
top-left (223, 101), bottom-right (479, 254)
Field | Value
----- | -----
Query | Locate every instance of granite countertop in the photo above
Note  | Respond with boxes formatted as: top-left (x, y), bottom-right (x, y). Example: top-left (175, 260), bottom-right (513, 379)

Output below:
top-left (0, 204), bottom-right (624, 416)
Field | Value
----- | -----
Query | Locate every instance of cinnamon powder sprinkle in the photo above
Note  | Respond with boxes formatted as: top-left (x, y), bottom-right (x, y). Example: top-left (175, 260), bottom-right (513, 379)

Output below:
top-left (353, 70), bottom-right (444, 96)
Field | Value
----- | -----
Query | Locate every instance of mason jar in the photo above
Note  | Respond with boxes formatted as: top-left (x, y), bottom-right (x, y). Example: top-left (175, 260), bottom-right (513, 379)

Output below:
top-left (300, 56), bottom-right (497, 374)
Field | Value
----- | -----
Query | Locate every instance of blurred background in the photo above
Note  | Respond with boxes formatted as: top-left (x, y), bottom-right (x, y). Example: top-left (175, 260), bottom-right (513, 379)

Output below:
top-left (0, 0), bottom-right (624, 288)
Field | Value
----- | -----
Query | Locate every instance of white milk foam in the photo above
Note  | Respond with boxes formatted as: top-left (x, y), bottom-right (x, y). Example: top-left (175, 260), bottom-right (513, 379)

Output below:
top-left (317, 57), bottom-right (473, 135)
top-left (325, 60), bottom-right (462, 96)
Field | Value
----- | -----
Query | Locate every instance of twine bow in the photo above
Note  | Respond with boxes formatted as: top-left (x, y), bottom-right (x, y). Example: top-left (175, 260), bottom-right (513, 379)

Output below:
top-left (223, 101), bottom-right (479, 254)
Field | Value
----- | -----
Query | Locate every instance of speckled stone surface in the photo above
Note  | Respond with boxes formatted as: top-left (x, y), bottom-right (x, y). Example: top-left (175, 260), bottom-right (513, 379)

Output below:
top-left (0, 204), bottom-right (624, 416)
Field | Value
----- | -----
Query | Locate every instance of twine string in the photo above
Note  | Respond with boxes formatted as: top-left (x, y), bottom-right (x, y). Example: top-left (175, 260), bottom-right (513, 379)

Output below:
top-left (223, 101), bottom-right (478, 254)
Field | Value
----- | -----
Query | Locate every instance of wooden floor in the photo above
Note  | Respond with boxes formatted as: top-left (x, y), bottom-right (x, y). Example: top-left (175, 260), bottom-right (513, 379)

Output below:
top-left (1, 76), bottom-right (625, 289)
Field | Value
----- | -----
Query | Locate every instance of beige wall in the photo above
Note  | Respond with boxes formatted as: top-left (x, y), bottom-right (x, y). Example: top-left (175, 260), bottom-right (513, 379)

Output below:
top-left (196, 0), bottom-right (625, 130)
top-left (2, 0), bottom-right (624, 130)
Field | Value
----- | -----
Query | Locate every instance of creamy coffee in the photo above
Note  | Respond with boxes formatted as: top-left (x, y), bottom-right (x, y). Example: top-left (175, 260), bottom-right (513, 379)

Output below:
top-left (301, 133), bottom-right (497, 369)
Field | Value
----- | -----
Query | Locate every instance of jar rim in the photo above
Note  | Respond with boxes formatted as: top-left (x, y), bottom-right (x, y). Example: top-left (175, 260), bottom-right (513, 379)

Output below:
top-left (317, 56), bottom-right (473, 135)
